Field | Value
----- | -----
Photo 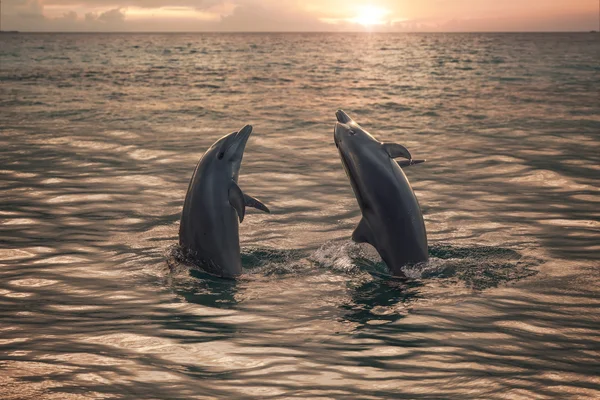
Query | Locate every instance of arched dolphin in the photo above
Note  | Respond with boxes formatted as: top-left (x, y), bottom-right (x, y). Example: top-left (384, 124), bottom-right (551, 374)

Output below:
top-left (179, 125), bottom-right (270, 278)
top-left (334, 110), bottom-right (428, 276)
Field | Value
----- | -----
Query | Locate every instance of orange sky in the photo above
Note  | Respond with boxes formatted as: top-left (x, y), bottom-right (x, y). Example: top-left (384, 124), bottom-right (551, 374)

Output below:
top-left (2, 0), bottom-right (598, 31)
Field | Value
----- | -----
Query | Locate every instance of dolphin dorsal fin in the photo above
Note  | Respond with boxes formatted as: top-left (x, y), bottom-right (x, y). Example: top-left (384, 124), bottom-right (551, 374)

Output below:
top-left (397, 159), bottom-right (426, 168)
top-left (383, 143), bottom-right (412, 160)
top-left (244, 194), bottom-right (270, 214)
top-left (229, 181), bottom-right (246, 223)
top-left (352, 218), bottom-right (374, 245)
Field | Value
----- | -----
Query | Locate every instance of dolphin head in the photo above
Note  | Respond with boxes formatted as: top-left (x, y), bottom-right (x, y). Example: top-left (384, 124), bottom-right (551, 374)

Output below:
top-left (209, 124), bottom-right (253, 182)
top-left (333, 110), bottom-right (382, 211)
top-left (334, 110), bottom-right (379, 152)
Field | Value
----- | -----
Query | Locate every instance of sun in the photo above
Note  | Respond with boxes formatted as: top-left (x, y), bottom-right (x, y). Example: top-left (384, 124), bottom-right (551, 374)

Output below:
top-left (350, 6), bottom-right (389, 26)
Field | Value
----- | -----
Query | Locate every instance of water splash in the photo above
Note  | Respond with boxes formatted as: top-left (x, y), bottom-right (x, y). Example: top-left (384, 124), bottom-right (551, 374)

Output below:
top-left (166, 241), bottom-right (540, 307)
top-left (307, 241), bottom-right (540, 289)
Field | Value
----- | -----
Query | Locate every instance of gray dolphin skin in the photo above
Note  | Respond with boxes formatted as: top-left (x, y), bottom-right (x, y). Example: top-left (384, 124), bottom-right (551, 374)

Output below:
top-left (334, 110), bottom-right (428, 276)
top-left (179, 125), bottom-right (270, 278)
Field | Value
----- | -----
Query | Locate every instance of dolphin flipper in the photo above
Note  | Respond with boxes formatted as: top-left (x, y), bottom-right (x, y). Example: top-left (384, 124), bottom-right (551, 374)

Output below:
top-left (397, 159), bottom-right (426, 168)
top-left (352, 218), bottom-right (375, 245)
top-left (244, 194), bottom-right (270, 214)
top-left (383, 143), bottom-right (412, 160)
top-left (229, 182), bottom-right (246, 223)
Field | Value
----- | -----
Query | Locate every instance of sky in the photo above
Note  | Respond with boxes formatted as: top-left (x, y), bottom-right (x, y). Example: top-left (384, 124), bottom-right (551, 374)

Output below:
top-left (2, 0), bottom-right (599, 32)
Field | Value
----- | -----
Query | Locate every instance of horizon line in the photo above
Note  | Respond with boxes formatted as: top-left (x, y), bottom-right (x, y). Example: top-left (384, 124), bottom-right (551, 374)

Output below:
top-left (2, 30), bottom-right (598, 34)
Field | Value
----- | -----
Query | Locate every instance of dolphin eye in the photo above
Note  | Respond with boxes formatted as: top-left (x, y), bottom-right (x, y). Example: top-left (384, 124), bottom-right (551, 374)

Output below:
top-left (218, 152), bottom-right (224, 160)
top-left (349, 130), bottom-right (356, 136)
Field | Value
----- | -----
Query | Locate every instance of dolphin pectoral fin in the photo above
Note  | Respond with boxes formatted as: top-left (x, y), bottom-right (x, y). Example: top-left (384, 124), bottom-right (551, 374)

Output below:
top-left (352, 218), bottom-right (374, 245)
top-left (383, 143), bottom-right (412, 160)
top-left (229, 182), bottom-right (246, 223)
top-left (244, 194), bottom-right (270, 214)
top-left (397, 159), bottom-right (426, 168)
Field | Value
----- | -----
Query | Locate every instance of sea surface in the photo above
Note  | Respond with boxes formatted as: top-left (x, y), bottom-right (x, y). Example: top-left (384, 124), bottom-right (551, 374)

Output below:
top-left (1, 33), bottom-right (599, 399)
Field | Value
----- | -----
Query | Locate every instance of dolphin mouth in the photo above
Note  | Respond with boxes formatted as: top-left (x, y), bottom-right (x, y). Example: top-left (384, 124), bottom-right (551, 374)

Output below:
top-left (334, 123), bottom-right (341, 147)
top-left (334, 122), bottom-right (350, 147)
top-left (337, 146), bottom-right (367, 211)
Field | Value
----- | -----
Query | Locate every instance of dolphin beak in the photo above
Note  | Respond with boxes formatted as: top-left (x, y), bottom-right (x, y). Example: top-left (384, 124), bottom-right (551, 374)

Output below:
top-left (336, 110), bottom-right (353, 124)
top-left (236, 124), bottom-right (252, 146)
top-left (229, 124), bottom-right (253, 158)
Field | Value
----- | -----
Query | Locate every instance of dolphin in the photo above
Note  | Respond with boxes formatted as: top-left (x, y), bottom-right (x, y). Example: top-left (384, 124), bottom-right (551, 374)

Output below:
top-left (333, 110), bottom-right (428, 276)
top-left (179, 125), bottom-right (270, 278)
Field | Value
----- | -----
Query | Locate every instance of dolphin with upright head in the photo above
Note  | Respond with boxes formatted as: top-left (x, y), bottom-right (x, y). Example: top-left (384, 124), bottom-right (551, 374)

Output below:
top-left (179, 125), bottom-right (270, 278)
top-left (334, 110), bottom-right (428, 276)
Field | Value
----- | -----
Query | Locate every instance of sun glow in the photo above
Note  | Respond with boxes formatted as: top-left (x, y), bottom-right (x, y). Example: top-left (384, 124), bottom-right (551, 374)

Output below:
top-left (350, 6), bottom-right (389, 26)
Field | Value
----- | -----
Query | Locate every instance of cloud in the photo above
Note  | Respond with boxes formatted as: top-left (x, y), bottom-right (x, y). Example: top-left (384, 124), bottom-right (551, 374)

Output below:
top-left (439, 12), bottom-right (599, 32)
top-left (1, 0), bottom-right (598, 32)
top-left (9, 0), bottom-right (45, 19)
top-left (98, 8), bottom-right (125, 23)
top-left (217, 3), bottom-right (330, 32)
top-left (98, 8), bottom-right (126, 24)
top-left (20, 0), bottom-right (221, 10)
top-left (78, 8), bottom-right (126, 29)
top-left (1, 0), bottom-right (332, 32)
top-left (61, 11), bottom-right (78, 21)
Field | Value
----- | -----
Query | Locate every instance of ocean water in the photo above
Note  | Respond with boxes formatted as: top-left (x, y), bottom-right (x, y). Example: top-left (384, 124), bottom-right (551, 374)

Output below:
top-left (0, 33), bottom-right (599, 399)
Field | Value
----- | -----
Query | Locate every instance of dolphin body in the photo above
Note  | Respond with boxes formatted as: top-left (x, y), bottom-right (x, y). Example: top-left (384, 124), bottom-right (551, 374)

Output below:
top-left (333, 110), bottom-right (428, 276)
top-left (179, 125), bottom-right (270, 278)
